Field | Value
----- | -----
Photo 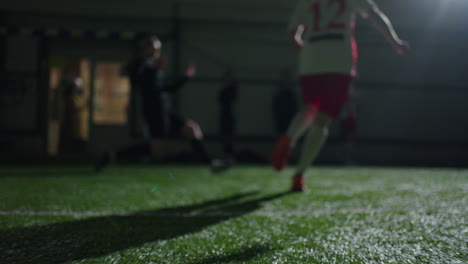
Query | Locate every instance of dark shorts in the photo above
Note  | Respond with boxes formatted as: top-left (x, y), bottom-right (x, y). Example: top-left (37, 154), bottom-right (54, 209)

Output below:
top-left (144, 109), bottom-right (187, 138)
top-left (300, 74), bottom-right (353, 119)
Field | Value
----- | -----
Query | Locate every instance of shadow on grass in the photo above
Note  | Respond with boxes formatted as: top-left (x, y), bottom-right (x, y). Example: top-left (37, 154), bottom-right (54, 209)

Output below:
top-left (0, 191), bottom-right (291, 264)
top-left (188, 243), bottom-right (273, 264)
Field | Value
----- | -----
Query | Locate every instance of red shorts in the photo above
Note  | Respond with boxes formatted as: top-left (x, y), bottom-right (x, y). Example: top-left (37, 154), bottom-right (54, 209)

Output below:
top-left (300, 74), bottom-right (353, 119)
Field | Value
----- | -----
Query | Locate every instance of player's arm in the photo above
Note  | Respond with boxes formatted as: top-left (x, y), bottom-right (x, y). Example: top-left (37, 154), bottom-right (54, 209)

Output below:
top-left (167, 64), bottom-right (196, 92)
top-left (288, 2), bottom-right (306, 52)
top-left (361, 6), bottom-right (409, 55)
top-left (289, 24), bottom-right (305, 52)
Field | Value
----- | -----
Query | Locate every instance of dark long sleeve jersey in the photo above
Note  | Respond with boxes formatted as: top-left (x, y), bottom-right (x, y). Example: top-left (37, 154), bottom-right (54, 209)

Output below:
top-left (127, 57), bottom-right (188, 113)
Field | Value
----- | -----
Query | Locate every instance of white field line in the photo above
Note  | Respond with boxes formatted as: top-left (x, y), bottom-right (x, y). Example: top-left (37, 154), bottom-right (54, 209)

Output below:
top-left (0, 208), bottom-right (463, 218)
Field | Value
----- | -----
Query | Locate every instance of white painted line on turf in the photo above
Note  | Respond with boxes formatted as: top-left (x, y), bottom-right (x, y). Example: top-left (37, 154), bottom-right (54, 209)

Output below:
top-left (0, 208), bottom-right (463, 218)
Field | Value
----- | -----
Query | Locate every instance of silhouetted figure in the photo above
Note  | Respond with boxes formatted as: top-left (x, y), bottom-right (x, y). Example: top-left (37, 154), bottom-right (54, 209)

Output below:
top-left (97, 36), bottom-right (230, 172)
top-left (218, 68), bottom-right (238, 156)
top-left (272, 69), bottom-right (298, 135)
top-left (60, 71), bottom-right (88, 153)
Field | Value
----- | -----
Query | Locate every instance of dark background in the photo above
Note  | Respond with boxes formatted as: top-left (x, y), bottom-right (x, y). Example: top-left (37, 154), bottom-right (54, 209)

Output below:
top-left (1, 0), bottom-right (467, 166)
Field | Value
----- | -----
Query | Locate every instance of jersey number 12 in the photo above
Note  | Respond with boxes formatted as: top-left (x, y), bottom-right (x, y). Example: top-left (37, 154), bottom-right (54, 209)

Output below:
top-left (310, 0), bottom-right (347, 32)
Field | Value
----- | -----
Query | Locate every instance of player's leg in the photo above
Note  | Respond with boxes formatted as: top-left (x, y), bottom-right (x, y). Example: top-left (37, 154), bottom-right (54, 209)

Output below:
top-left (291, 112), bottom-right (332, 191)
top-left (287, 103), bottom-right (320, 147)
top-left (271, 75), bottom-right (321, 171)
top-left (271, 104), bottom-right (319, 171)
top-left (175, 112), bottom-right (231, 172)
top-left (181, 119), bottom-right (212, 163)
top-left (94, 108), bottom-right (166, 172)
top-left (291, 112), bottom-right (332, 190)
top-left (292, 74), bottom-right (353, 191)
top-left (123, 109), bottom-right (166, 160)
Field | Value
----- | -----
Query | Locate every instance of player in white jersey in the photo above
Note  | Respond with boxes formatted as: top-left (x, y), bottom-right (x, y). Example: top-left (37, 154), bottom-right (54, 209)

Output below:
top-left (271, 0), bottom-right (409, 191)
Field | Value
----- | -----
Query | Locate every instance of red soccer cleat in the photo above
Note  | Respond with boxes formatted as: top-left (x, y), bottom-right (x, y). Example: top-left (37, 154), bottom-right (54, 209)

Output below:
top-left (291, 174), bottom-right (305, 192)
top-left (271, 136), bottom-right (292, 171)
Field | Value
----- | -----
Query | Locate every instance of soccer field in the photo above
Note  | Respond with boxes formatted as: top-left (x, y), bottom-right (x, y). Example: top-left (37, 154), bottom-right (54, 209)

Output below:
top-left (0, 165), bottom-right (466, 264)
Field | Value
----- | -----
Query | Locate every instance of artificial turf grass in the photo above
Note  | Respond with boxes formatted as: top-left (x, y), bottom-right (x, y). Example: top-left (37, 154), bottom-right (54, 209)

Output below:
top-left (0, 165), bottom-right (466, 263)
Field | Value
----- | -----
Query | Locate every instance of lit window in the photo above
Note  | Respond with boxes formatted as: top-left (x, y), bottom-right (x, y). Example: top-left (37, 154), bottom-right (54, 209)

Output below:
top-left (93, 62), bottom-right (130, 124)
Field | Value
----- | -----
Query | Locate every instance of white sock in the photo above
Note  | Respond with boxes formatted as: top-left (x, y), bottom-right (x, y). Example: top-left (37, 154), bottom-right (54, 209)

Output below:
top-left (297, 124), bottom-right (329, 175)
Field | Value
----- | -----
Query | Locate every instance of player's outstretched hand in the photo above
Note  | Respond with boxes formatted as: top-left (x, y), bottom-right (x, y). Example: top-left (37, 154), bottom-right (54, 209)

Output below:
top-left (396, 40), bottom-right (410, 56)
top-left (186, 64), bottom-right (196, 78)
